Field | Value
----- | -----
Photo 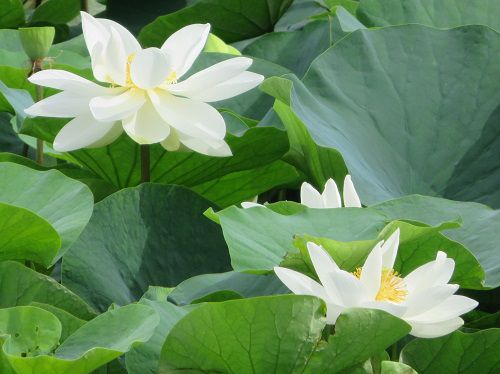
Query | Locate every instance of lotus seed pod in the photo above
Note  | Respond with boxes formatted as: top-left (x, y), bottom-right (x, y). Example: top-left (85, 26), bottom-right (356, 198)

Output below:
top-left (19, 26), bottom-right (55, 61)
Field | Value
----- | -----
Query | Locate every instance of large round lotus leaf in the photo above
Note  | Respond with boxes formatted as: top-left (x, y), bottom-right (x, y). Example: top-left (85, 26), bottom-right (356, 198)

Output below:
top-left (215, 194), bottom-right (498, 288)
top-left (358, 0), bottom-right (500, 30)
top-left (159, 295), bottom-right (327, 373)
top-left (159, 296), bottom-right (409, 373)
top-left (62, 184), bottom-right (231, 312)
top-left (0, 163), bottom-right (93, 263)
top-left (262, 24), bottom-right (500, 208)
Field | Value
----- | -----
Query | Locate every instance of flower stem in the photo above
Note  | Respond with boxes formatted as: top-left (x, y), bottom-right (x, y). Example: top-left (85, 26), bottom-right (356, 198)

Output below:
top-left (33, 59), bottom-right (44, 165)
top-left (140, 144), bottom-right (150, 183)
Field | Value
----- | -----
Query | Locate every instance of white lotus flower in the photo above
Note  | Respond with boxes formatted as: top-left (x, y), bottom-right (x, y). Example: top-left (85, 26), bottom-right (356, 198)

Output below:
top-left (24, 12), bottom-right (264, 156)
top-left (274, 229), bottom-right (478, 338)
top-left (301, 175), bottom-right (361, 208)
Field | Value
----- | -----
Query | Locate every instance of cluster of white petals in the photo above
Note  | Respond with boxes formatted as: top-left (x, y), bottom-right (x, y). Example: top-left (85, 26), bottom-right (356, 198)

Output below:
top-left (274, 229), bottom-right (478, 338)
top-left (241, 175), bottom-right (361, 209)
top-left (25, 12), bottom-right (263, 156)
top-left (301, 175), bottom-right (361, 208)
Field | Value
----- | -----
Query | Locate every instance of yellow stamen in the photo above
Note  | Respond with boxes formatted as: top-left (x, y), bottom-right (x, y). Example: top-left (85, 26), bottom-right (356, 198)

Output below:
top-left (125, 53), bottom-right (137, 87)
top-left (166, 71), bottom-right (178, 84)
top-left (353, 267), bottom-right (407, 303)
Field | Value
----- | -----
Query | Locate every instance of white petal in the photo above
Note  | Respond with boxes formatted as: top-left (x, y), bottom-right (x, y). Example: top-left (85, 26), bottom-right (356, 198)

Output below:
top-left (90, 89), bottom-right (146, 122)
top-left (25, 91), bottom-right (90, 118)
top-left (86, 43), bottom-right (108, 83)
top-left (331, 269), bottom-right (367, 306)
top-left (81, 12), bottom-right (141, 84)
top-left (404, 252), bottom-right (455, 293)
top-left (381, 228), bottom-right (400, 269)
top-left (321, 178), bottom-right (341, 208)
top-left (161, 23), bottom-right (210, 78)
top-left (28, 70), bottom-right (111, 94)
top-left (300, 182), bottom-right (323, 208)
top-left (307, 242), bottom-right (340, 272)
top-left (177, 133), bottom-right (232, 157)
top-left (160, 129), bottom-right (181, 151)
top-left (326, 303), bottom-right (345, 325)
top-left (407, 295), bottom-right (478, 324)
top-left (361, 300), bottom-right (407, 317)
top-left (360, 242), bottom-right (383, 300)
top-left (167, 57), bottom-right (253, 97)
top-left (130, 48), bottom-right (170, 90)
top-left (181, 71), bottom-right (263, 102)
top-left (99, 18), bottom-right (141, 56)
top-left (100, 27), bottom-right (128, 86)
top-left (274, 267), bottom-right (328, 300)
top-left (241, 202), bottom-right (264, 209)
top-left (343, 174), bottom-right (361, 207)
top-left (307, 242), bottom-right (343, 303)
top-left (122, 98), bottom-right (170, 144)
top-left (432, 251), bottom-right (456, 285)
top-left (81, 11), bottom-right (110, 62)
top-left (53, 113), bottom-right (122, 152)
top-left (403, 284), bottom-right (459, 317)
top-left (408, 317), bottom-right (464, 338)
top-left (149, 89), bottom-right (226, 139)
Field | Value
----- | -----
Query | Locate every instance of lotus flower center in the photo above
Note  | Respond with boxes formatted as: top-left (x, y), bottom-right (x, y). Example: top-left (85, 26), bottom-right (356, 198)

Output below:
top-left (125, 53), bottom-right (137, 87)
top-left (166, 71), bottom-right (178, 84)
top-left (353, 268), bottom-right (407, 303)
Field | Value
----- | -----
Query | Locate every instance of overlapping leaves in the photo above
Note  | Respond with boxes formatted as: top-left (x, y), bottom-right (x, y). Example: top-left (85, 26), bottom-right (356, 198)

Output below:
top-left (0, 1), bottom-right (499, 374)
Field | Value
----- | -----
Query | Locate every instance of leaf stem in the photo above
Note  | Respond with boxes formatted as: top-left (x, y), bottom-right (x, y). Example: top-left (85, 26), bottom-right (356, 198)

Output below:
top-left (140, 144), bottom-right (150, 183)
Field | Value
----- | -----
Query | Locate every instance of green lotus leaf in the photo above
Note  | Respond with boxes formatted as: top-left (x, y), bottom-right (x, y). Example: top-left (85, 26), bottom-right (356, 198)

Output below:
top-left (0, 162), bottom-right (94, 263)
top-left (139, 0), bottom-right (294, 47)
top-left (1, 304), bottom-right (158, 374)
top-left (216, 195), bottom-right (495, 287)
top-left (0, 261), bottom-right (95, 320)
top-left (358, 0), bottom-right (500, 30)
top-left (159, 296), bottom-right (409, 373)
top-left (168, 271), bottom-right (288, 306)
top-left (262, 24), bottom-right (500, 208)
top-left (0, 203), bottom-right (59, 266)
top-left (125, 297), bottom-right (192, 374)
top-left (62, 184), bottom-right (231, 312)
top-left (401, 329), bottom-right (500, 373)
